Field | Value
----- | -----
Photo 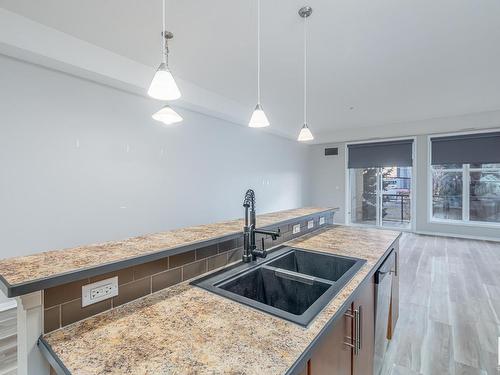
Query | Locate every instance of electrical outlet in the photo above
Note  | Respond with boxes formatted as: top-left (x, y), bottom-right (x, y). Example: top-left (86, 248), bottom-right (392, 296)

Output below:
top-left (82, 277), bottom-right (118, 307)
top-left (319, 216), bottom-right (325, 225)
top-left (292, 224), bottom-right (301, 234)
top-left (307, 220), bottom-right (314, 229)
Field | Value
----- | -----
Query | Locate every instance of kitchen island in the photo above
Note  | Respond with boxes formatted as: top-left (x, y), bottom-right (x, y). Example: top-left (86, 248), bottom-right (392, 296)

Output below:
top-left (0, 207), bottom-right (338, 374)
top-left (39, 225), bottom-right (400, 375)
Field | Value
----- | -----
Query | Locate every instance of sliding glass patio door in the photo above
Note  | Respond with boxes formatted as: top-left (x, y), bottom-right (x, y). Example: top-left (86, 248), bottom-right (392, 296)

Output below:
top-left (349, 168), bottom-right (378, 226)
top-left (380, 167), bottom-right (412, 228)
top-left (347, 140), bottom-right (414, 229)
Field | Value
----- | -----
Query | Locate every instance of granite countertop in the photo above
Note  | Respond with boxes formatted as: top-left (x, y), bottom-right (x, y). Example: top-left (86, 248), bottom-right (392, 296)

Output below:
top-left (0, 207), bottom-right (330, 294)
top-left (43, 225), bottom-right (400, 375)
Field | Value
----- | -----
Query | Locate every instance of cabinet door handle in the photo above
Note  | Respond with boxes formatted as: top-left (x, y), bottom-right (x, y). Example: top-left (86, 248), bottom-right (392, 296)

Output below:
top-left (355, 306), bottom-right (362, 354)
top-left (344, 307), bottom-right (362, 354)
top-left (343, 340), bottom-right (355, 349)
top-left (343, 309), bottom-right (355, 349)
top-left (344, 310), bottom-right (355, 319)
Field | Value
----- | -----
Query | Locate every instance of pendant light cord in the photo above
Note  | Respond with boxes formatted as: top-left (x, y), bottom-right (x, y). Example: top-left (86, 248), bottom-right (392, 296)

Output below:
top-left (162, 0), bottom-right (168, 65)
top-left (257, 0), bottom-right (261, 104)
top-left (303, 15), bottom-right (307, 125)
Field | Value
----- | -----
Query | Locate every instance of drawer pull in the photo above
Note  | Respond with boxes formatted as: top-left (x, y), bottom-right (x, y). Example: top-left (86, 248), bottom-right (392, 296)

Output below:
top-left (344, 307), bottom-right (362, 355)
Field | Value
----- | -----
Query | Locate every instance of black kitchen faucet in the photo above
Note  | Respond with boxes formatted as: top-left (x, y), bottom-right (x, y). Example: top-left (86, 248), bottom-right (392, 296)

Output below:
top-left (242, 189), bottom-right (280, 262)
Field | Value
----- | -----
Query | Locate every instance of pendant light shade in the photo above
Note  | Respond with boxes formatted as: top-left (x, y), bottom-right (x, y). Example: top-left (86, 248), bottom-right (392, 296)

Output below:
top-left (297, 6), bottom-right (314, 142)
top-left (152, 104), bottom-right (183, 125)
top-left (148, 0), bottom-right (181, 101)
top-left (298, 123), bottom-right (314, 141)
top-left (148, 62), bottom-right (181, 100)
top-left (248, 0), bottom-right (270, 128)
top-left (249, 104), bottom-right (270, 128)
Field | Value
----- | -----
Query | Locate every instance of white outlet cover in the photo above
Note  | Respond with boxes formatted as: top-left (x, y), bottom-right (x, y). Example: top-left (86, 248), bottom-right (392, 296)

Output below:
top-left (82, 276), bottom-right (118, 307)
top-left (293, 224), bottom-right (301, 234)
top-left (319, 217), bottom-right (325, 225)
top-left (308, 220), bottom-right (314, 229)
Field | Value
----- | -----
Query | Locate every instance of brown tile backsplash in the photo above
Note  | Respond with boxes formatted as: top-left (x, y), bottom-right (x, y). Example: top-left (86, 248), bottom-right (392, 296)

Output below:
top-left (195, 244), bottom-right (218, 260)
top-left (218, 238), bottom-right (237, 253)
top-left (152, 268), bottom-right (182, 293)
top-left (228, 247), bottom-right (244, 263)
top-left (278, 224), bottom-right (290, 234)
top-left (207, 253), bottom-right (228, 271)
top-left (44, 278), bottom-right (89, 308)
top-left (133, 259), bottom-right (168, 280)
top-left (43, 213), bottom-right (329, 333)
top-left (182, 259), bottom-right (207, 281)
top-left (61, 298), bottom-right (111, 326)
top-left (44, 306), bottom-right (60, 333)
top-left (113, 277), bottom-right (151, 307)
top-left (169, 250), bottom-right (195, 268)
top-left (89, 267), bottom-right (134, 286)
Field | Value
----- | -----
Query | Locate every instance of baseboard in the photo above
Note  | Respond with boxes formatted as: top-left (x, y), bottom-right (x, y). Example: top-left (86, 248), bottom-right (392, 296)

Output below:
top-left (415, 230), bottom-right (500, 243)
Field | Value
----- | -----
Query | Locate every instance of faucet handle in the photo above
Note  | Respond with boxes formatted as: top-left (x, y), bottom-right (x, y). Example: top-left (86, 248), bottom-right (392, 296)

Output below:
top-left (272, 228), bottom-right (281, 240)
top-left (251, 238), bottom-right (267, 261)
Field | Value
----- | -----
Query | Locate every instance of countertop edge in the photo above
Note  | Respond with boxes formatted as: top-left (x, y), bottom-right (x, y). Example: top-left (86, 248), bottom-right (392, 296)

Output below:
top-left (38, 337), bottom-right (71, 375)
top-left (284, 233), bottom-right (402, 375)
top-left (2, 208), bottom-right (336, 298)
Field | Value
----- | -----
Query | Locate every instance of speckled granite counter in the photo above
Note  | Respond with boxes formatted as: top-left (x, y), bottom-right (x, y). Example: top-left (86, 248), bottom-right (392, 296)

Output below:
top-left (42, 225), bottom-right (400, 375)
top-left (0, 207), bottom-right (331, 296)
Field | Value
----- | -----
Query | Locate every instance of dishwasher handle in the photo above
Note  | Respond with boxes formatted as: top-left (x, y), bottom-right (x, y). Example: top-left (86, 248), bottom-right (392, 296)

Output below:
top-left (375, 250), bottom-right (396, 284)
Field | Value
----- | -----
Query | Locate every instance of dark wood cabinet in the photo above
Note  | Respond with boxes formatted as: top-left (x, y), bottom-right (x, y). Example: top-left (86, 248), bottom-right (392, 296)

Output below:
top-left (304, 277), bottom-right (375, 375)
top-left (299, 244), bottom-right (399, 375)
top-left (352, 277), bottom-right (375, 375)
top-left (309, 305), bottom-right (352, 375)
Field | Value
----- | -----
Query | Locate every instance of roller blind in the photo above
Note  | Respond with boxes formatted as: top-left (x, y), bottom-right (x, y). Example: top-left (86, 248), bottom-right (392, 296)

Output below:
top-left (347, 140), bottom-right (413, 169)
top-left (431, 132), bottom-right (500, 165)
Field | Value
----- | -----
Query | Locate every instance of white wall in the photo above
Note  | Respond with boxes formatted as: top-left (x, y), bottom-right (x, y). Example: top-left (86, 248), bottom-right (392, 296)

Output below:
top-left (308, 143), bottom-right (346, 224)
top-left (309, 134), bottom-right (500, 241)
top-left (0, 55), bottom-right (309, 260)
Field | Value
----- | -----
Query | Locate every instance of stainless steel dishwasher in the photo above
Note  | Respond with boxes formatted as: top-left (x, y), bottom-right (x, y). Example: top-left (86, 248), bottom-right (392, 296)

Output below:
top-left (373, 250), bottom-right (396, 375)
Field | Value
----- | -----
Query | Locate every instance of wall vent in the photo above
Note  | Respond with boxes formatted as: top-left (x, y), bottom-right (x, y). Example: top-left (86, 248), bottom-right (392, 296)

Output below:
top-left (324, 147), bottom-right (338, 156)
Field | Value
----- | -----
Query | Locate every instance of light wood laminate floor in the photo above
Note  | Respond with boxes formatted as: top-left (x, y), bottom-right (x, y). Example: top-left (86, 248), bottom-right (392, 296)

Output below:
top-left (381, 233), bottom-right (500, 375)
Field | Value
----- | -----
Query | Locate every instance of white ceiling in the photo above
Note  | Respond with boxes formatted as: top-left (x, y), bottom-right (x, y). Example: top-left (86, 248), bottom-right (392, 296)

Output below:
top-left (2, 0), bottom-right (500, 143)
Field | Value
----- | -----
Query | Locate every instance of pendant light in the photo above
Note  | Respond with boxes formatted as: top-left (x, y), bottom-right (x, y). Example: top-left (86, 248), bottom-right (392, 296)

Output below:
top-left (151, 0), bottom-right (182, 125)
top-left (297, 6), bottom-right (314, 142)
top-left (248, 0), bottom-right (270, 128)
top-left (148, 0), bottom-right (181, 101)
top-left (152, 104), bottom-right (183, 125)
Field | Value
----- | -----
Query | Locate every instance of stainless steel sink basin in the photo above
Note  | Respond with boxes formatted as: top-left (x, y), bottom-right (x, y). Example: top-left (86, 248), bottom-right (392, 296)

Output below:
top-left (192, 246), bottom-right (366, 326)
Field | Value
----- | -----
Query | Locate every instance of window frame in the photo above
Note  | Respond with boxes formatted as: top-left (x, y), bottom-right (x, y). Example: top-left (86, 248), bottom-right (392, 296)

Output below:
top-left (345, 136), bottom-right (417, 232)
top-left (428, 133), bottom-right (500, 228)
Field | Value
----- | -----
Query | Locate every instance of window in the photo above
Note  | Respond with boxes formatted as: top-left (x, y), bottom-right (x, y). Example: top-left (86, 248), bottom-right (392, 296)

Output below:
top-left (431, 163), bottom-right (500, 225)
top-left (432, 165), bottom-right (463, 220)
top-left (469, 163), bottom-right (500, 223)
top-left (350, 166), bottom-right (412, 229)
top-left (430, 132), bottom-right (500, 226)
top-left (347, 139), bottom-right (414, 229)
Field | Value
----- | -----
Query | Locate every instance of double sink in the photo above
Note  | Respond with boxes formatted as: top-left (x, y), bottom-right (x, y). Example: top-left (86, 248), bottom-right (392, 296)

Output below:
top-left (193, 246), bottom-right (366, 326)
